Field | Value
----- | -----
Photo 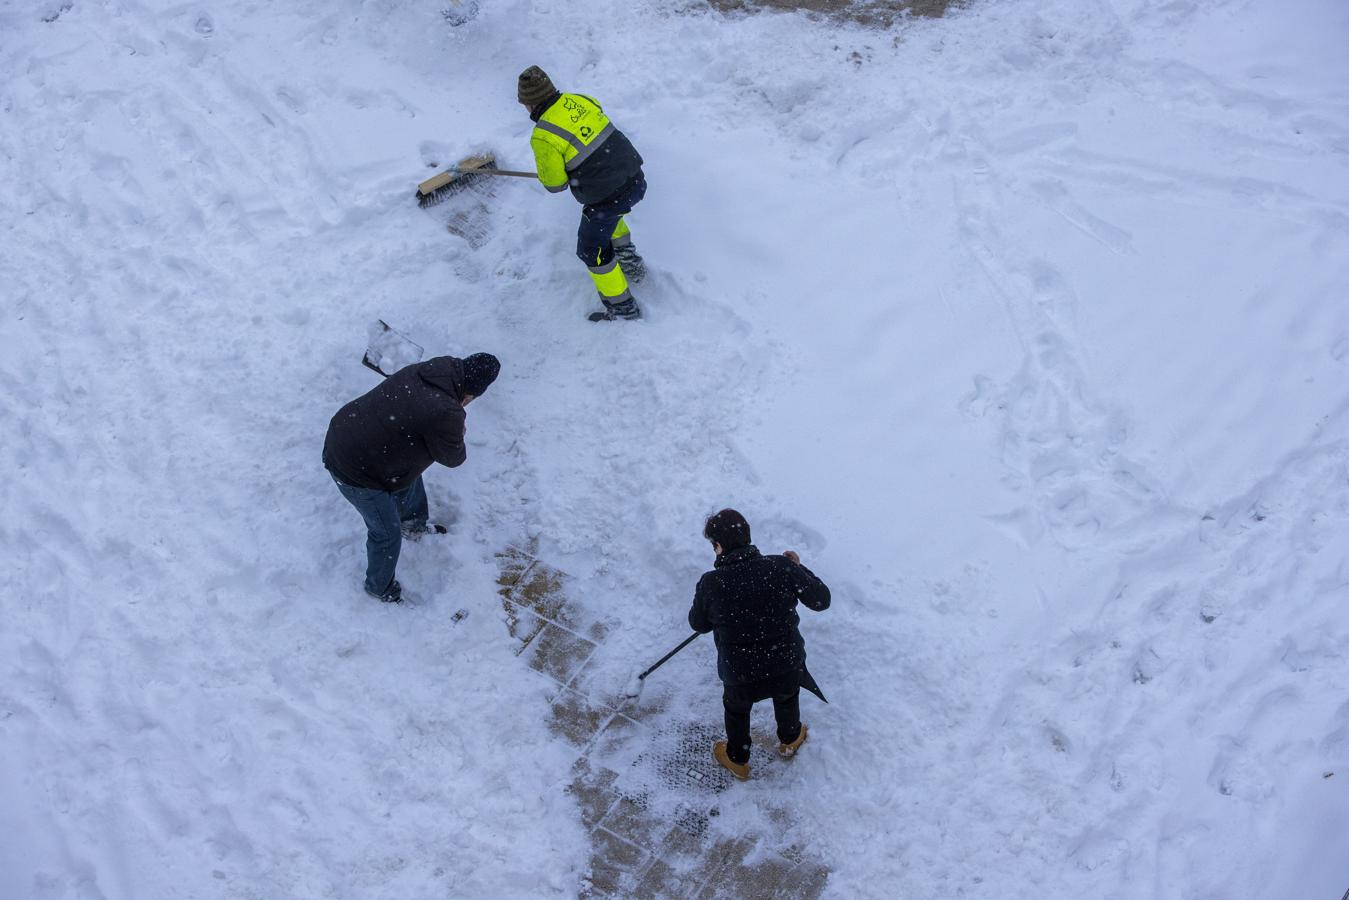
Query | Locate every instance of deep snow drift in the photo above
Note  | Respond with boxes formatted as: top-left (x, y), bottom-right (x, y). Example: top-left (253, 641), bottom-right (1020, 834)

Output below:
top-left (3, 0), bottom-right (1348, 897)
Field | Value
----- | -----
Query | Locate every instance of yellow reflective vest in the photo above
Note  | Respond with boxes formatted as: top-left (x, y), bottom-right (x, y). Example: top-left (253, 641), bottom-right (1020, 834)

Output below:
top-left (529, 93), bottom-right (643, 205)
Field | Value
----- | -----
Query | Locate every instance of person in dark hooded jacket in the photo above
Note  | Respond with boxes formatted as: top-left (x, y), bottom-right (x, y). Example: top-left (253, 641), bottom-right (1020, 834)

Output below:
top-left (689, 509), bottom-right (831, 781)
top-left (323, 353), bottom-right (499, 603)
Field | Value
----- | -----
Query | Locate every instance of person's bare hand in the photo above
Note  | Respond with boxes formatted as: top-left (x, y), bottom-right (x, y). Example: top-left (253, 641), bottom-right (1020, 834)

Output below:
top-left (783, 550), bottom-right (800, 565)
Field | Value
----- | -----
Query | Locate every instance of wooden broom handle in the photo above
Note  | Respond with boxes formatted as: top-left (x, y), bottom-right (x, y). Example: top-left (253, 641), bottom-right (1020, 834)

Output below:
top-left (418, 167), bottom-right (538, 196)
top-left (461, 168), bottom-right (536, 178)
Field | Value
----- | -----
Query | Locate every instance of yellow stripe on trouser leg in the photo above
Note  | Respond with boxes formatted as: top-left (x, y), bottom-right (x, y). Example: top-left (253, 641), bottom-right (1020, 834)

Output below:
top-left (588, 257), bottom-right (631, 302)
top-left (611, 216), bottom-right (631, 247)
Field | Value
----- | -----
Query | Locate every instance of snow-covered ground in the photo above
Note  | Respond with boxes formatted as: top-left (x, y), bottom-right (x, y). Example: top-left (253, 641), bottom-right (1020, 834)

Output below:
top-left (3, 0), bottom-right (1348, 896)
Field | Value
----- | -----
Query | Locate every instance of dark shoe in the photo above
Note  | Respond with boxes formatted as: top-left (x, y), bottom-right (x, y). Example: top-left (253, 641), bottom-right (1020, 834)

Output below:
top-left (401, 521), bottom-right (448, 540)
top-left (364, 579), bottom-right (403, 603)
top-left (587, 297), bottom-right (642, 322)
top-left (614, 244), bottom-right (646, 284)
top-left (778, 723), bottom-right (809, 758)
top-left (713, 741), bottom-right (750, 781)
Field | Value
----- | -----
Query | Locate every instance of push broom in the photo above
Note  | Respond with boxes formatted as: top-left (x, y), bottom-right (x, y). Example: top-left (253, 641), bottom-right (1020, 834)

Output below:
top-left (416, 153), bottom-right (538, 207)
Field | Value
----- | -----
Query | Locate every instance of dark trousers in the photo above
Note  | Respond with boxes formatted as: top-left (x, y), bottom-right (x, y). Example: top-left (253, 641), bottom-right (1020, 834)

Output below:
top-left (575, 172), bottom-right (646, 267)
top-left (329, 471), bottom-right (428, 594)
top-left (722, 670), bottom-right (802, 765)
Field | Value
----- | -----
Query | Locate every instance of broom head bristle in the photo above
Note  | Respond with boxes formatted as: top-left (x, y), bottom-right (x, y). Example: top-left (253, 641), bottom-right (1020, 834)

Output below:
top-left (415, 153), bottom-right (498, 208)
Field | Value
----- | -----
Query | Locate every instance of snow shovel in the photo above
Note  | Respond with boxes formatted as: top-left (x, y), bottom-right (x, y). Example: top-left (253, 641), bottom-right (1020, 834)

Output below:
top-left (416, 153), bottom-right (537, 208)
top-left (361, 319), bottom-right (423, 377)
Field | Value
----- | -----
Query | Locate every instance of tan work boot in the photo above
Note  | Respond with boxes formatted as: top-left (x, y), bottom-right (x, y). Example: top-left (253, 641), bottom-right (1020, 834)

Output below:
top-left (778, 723), bottom-right (809, 759)
top-left (713, 741), bottom-right (750, 781)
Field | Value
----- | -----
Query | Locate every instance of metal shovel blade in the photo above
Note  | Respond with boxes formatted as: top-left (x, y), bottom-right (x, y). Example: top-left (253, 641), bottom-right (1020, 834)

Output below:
top-left (362, 319), bottom-right (424, 377)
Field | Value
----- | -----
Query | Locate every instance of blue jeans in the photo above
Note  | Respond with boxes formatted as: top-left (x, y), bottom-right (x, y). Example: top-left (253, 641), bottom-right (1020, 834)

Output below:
top-left (576, 173), bottom-right (646, 268)
top-left (329, 472), bottom-right (428, 594)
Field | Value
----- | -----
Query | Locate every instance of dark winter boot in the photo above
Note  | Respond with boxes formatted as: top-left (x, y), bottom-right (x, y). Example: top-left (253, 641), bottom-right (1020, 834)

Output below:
top-left (587, 297), bottom-right (643, 322)
top-left (614, 244), bottom-right (647, 284)
top-left (401, 521), bottom-right (448, 540)
top-left (365, 579), bottom-right (404, 603)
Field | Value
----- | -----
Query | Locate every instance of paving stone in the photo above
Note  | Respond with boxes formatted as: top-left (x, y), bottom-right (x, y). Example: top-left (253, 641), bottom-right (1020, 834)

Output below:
top-left (614, 680), bottom-right (673, 723)
top-left (501, 600), bottom-right (546, 650)
top-left (593, 826), bottom-right (649, 870)
top-left (562, 658), bottom-right (625, 713)
top-left (697, 848), bottom-right (798, 900)
top-left (659, 817), bottom-right (709, 860)
top-left (550, 688), bottom-right (616, 749)
top-left (671, 802), bottom-right (716, 841)
top-left (584, 827), bottom-right (651, 898)
top-left (567, 758), bottom-right (622, 829)
top-left (524, 623), bottom-right (597, 686)
top-left (783, 861), bottom-right (830, 899)
top-left (513, 560), bottom-right (569, 621)
top-left (584, 616), bottom-right (615, 642)
top-left (632, 858), bottom-right (699, 900)
top-left (651, 811), bottom-right (725, 882)
top-left (685, 837), bottom-right (755, 897)
top-left (597, 795), bottom-right (672, 853)
top-left (589, 713), bottom-right (649, 772)
top-left (502, 559), bottom-right (617, 640)
top-left (495, 544), bottom-right (536, 594)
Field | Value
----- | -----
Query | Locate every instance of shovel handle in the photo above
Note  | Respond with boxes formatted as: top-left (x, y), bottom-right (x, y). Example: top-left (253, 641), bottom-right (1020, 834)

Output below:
top-left (638, 632), bottom-right (701, 682)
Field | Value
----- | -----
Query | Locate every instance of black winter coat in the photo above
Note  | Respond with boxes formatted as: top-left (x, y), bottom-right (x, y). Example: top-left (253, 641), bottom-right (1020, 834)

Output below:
top-left (322, 356), bottom-right (469, 492)
top-left (688, 545), bottom-right (831, 686)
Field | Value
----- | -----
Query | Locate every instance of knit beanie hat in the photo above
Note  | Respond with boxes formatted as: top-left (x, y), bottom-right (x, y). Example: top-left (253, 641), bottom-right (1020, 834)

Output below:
top-left (461, 352), bottom-right (500, 397)
top-left (517, 65), bottom-right (557, 107)
top-left (703, 509), bottom-right (751, 551)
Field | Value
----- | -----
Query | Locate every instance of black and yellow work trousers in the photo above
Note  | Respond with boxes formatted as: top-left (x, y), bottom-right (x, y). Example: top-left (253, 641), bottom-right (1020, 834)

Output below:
top-left (576, 172), bottom-right (646, 304)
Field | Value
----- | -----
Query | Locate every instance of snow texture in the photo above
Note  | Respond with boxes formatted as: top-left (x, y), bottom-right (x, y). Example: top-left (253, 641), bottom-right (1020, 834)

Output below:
top-left (2, 0), bottom-right (1348, 897)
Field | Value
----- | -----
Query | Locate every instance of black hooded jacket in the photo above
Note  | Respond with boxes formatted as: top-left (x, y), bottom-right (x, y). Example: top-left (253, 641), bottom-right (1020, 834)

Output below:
top-left (688, 545), bottom-right (831, 686)
top-left (322, 356), bottom-right (469, 492)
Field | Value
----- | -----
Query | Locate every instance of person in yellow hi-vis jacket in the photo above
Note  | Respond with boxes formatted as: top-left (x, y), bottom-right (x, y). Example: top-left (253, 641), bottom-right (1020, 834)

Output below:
top-left (518, 65), bottom-right (648, 322)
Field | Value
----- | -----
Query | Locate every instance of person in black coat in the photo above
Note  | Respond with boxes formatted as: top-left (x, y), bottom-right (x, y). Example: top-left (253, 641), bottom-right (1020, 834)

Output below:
top-left (688, 509), bottom-right (831, 780)
top-left (322, 353), bottom-right (499, 602)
